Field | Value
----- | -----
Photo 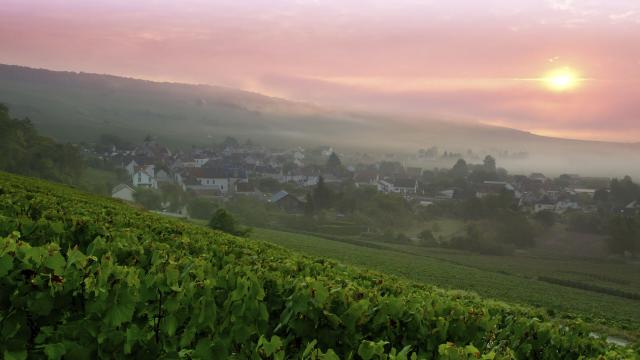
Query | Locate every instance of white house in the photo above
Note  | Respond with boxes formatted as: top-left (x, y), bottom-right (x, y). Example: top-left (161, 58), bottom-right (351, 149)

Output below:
top-left (377, 178), bottom-right (418, 195)
top-left (133, 167), bottom-right (158, 189)
top-left (194, 158), bottom-right (209, 168)
top-left (533, 202), bottom-right (556, 213)
top-left (125, 160), bottom-right (138, 176)
top-left (111, 184), bottom-right (136, 202)
top-left (187, 167), bottom-right (248, 194)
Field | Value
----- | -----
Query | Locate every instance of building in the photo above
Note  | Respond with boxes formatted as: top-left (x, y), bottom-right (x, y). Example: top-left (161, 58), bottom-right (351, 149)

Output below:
top-left (378, 178), bottom-right (418, 195)
top-left (132, 166), bottom-right (158, 189)
top-left (184, 167), bottom-right (248, 194)
top-left (270, 191), bottom-right (304, 213)
top-left (111, 184), bottom-right (136, 202)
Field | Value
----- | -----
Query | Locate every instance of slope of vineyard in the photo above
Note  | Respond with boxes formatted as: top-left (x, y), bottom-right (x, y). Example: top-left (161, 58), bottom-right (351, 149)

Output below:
top-left (0, 172), bottom-right (637, 359)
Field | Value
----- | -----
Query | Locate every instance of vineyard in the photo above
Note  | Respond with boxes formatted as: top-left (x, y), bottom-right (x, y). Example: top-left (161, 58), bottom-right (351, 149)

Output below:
top-left (0, 171), bottom-right (638, 359)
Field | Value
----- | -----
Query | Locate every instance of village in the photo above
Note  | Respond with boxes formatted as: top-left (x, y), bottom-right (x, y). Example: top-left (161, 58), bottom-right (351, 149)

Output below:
top-left (89, 135), bottom-right (639, 220)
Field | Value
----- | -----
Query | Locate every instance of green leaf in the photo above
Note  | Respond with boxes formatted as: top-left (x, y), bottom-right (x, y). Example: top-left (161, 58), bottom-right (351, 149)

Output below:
top-left (104, 290), bottom-right (136, 327)
top-left (3, 350), bottom-right (27, 360)
top-left (358, 340), bottom-right (388, 360)
top-left (0, 255), bottom-right (12, 277)
top-left (43, 343), bottom-right (66, 360)
top-left (258, 335), bottom-right (283, 356)
top-left (45, 252), bottom-right (66, 274)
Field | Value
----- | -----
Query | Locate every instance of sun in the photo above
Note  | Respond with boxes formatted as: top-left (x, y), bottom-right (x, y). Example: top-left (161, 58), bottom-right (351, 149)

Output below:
top-left (544, 67), bottom-right (580, 92)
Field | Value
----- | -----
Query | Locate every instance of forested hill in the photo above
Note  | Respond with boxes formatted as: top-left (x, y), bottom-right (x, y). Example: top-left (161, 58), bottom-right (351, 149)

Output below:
top-left (0, 171), bottom-right (637, 358)
top-left (0, 103), bottom-right (84, 183)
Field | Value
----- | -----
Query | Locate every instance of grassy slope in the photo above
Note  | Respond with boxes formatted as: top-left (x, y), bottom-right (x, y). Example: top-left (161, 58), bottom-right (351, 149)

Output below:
top-left (2, 171), bottom-right (638, 358)
top-left (252, 228), bottom-right (640, 337)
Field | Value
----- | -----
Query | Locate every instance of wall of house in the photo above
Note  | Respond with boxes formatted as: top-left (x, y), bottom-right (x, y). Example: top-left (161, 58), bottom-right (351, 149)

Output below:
top-left (112, 188), bottom-right (135, 202)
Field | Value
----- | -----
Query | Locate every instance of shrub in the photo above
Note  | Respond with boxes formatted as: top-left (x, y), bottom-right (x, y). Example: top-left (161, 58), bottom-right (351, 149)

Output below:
top-left (209, 208), bottom-right (251, 237)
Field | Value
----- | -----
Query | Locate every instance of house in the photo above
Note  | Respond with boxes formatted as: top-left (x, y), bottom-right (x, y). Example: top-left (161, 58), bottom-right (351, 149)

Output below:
top-left (235, 182), bottom-right (261, 197)
top-left (623, 201), bottom-right (640, 216)
top-left (270, 191), bottom-right (304, 213)
top-left (155, 168), bottom-right (173, 184)
top-left (378, 178), bottom-right (418, 195)
top-left (185, 167), bottom-right (248, 194)
top-left (125, 160), bottom-right (139, 176)
top-left (437, 189), bottom-right (456, 200)
top-left (555, 200), bottom-right (580, 214)
top-left (132, 166), bottom-right (158, 189)
top-left (194, 158), bottom-right (210, 168)
top-left (111, 184), bottom-right (136, 202)
top-left (279, 167), bottom-right (321, 187)
top-left (354, 170), bottom-right (378, 188)
top-left (533, 197), bottom-right (556, 213)
top-left (476, 181), bottom-right (521, 199)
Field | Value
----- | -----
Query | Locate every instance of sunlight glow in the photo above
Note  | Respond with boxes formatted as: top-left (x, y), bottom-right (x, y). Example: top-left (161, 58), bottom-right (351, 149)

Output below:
top-left (544, 67), bottom-right (580, 92)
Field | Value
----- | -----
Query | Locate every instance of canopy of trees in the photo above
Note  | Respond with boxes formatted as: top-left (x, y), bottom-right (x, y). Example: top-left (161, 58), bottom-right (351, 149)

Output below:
top-left (0, 104), bottom-right (85, 183)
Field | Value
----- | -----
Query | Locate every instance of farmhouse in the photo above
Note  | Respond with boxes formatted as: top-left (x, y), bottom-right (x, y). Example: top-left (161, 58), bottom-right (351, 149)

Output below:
top-left (111, 183), bottom-right (136, 202)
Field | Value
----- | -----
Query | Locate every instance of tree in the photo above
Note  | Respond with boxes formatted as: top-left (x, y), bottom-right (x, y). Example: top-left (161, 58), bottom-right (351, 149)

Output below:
top-left (610, 176), bottom-right (639, 206)
top-left (304, 193), bottom-right (315, 216)
top-left (187, 198), bottom-right (218, 220)
top-left (608, 216), bottom-right (638, 254)
top-left (418, 229), bottom-right (437, 246)
top-left (222, 136), bottom-right (239, 148)
top-left (312, 176), bottom-right (332, 210)
top-left (483, 155), bottom-right (496, 173)
top-left (534, 210), bottom-right (556, 228)
top-left (0, 104), bottom-right (85, 184)
top-left (208, 208), bottom-right (250, 236)
top-left (159, 183), bottom-right (187, 212)
top-left (133, 188), bottom-right (162, 210)
top-left (326, 152), bottom-right (342, 172)
top-left (451, 158), bottom-right (468, 178)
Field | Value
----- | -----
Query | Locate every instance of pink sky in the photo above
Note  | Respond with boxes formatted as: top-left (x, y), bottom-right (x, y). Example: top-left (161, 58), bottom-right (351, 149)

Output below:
top-left (1, 0), bottom-right (639, 142)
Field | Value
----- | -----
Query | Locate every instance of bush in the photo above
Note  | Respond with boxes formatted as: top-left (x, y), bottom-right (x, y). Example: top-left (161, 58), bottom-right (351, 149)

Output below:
top-left (132, 188), bottom-right (162, 210)
top-left (418, 229), bottom-right (437, 246)
top-left (534, 210), bottom-right (556, 228)
top-left (567, 212), bottom-right (605, 234)
top-left (209, 208), bottom-right (251, 237)
top-left (187, 198), bottom-right (218, 220)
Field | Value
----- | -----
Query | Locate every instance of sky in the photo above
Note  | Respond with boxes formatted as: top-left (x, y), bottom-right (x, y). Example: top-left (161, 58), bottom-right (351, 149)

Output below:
top-left (1, 0), bottom-right (639, 142)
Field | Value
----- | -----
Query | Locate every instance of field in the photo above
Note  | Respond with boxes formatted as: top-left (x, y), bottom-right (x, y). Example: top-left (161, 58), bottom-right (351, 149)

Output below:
top-left (252, 228), bottom-right (640, 340)
top-left (2, 171), bottom-right (639, 358)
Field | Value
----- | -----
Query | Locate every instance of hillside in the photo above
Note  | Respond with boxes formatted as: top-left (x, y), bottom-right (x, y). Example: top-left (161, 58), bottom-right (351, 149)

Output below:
top-left (2, 64), bottom-right (640, 177)
top-left (0, 171), bottom-right (637, 358)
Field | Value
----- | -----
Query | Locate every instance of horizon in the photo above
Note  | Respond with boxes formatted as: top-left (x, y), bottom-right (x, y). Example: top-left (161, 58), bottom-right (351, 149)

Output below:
top-left (1, 0), bottom-right (639, 143)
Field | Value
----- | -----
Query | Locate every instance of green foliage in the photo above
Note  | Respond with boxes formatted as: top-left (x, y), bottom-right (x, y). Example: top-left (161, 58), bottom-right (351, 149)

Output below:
top-left (313, 176), bottom-right (332, 210)
top-left (186, 198), bottom-right (217, 220)
top-left (0, 172), bottom-right (637, 359)
top-left (451, 159), bottom-right (469, 178)
top-left (534, 210), bottom-right (557, 228)
top-left (567, 212), bottom-right (606, 234)
top-left (208, 208), bottom-right (250, 237)
top-left (132, 187), bottom-right (162, 210)
top-left (418, 229), bottom-right (437, 246)
top-left (608, 215), bottom-right (639, 254)
top-left (159, 183), bottom-right (188, 212)
top-left (483, 155), bottom-right (496, 173)
top-left (0, 104), bottom-right (85, 184)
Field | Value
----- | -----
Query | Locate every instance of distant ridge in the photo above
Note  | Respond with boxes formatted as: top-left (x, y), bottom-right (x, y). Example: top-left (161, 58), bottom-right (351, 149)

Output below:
top-left (1, 63), bottom-right (639, 176)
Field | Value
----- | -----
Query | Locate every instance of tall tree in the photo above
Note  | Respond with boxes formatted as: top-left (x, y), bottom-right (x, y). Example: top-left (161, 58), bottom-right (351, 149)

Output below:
top-left (451, 158), bottom-right (468, 178)
top-left (313, 176), bottom-right (332, 210)
top-left (483, 155), bottom-right (496, 173)
top-left (326, 152), bottom-right (342, 172)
